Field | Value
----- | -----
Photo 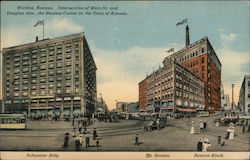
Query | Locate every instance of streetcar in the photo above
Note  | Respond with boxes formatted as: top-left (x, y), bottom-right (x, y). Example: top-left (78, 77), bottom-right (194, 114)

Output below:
top-left (0, 114), bottom-right (26, 129)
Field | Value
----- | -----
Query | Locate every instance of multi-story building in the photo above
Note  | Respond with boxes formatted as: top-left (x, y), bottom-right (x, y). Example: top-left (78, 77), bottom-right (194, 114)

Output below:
top-left (140, 60), bottom-right (205, 116)
top-left (139, 79), bottom-right (147, 112)
top-left (116, 102), bottom-right (139, 113)
top-left (2, 33), bottom-right (97, 117)
top-left (0, 51), bottom-right (2, 101)
top-left (139, 25), bottom-right (220, 114)
top-left (239, 75), bottom-right (250, 115)
top-left (162, 26), bottom-right (221, 113)
top-left (221, 85), bottom-right (230, 111)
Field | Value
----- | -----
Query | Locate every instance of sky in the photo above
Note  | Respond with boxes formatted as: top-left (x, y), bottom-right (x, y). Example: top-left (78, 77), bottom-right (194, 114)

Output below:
top-left (0, 1), bottom-right (249, 109)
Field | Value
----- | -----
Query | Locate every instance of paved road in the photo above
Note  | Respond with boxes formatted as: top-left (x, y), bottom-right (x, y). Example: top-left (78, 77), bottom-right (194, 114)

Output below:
top-left (0, 115), bottom-right (249, 151)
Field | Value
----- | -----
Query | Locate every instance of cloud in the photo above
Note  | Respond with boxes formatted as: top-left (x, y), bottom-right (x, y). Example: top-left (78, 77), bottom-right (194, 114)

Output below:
top-left (48, 18), bottom-right (84, 35)
top-left (91, 44), bottom-right (183, 109)
top-left (1, 18), bottom-right (84, 50)
top-left (220, 33), bottom-right (238, 42)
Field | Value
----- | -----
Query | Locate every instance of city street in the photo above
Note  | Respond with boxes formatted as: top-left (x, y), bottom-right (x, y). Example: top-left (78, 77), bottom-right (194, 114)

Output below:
top-left (0, 115), bottom-right (249, 151)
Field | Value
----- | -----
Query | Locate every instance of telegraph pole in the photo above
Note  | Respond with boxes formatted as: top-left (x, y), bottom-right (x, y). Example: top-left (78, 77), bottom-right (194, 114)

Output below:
top-left (232, 84), bottom-right (234, 111)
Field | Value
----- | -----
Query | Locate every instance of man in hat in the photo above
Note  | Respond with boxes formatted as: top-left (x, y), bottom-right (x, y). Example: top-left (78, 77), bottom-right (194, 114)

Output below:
top-left (197, 138), bottom-right (203, 151)
top-left (93, 128), bottom-right (97, 140)
top-left (63, 133), bottom-right (69, 148)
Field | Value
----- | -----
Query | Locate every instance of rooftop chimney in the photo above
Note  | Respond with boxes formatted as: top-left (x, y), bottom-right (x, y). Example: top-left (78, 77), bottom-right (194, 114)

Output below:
top-left (186, 25), bottom-right (190, 47)
top-left (35, 36), bottom-right (38, 42)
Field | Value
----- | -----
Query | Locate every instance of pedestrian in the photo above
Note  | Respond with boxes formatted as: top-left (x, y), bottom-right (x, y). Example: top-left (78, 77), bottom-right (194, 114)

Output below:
top-left (93, 128), bottom-right (97, 140)
top-left (190, 121), bottom-right (195, 134)
top-left (228, 123), bottom-right (235, 140)
top-left (85, 136), bottom-right (90, 148)
top-left (199, 121), bottom-right (204, 132)
top-left (197, 138), bottom-right (203, 151)
top-left (248, 124), bottom-right (250, 133)
top-left (242, 125), bottom-right (245, 134)
top-left (96, 140), bottom-right (99, 147)
top-left (202, 138), bottom-right (211, 152)
top-left (83, 127), bottom-right (87, 134)
top-left (75, 139), bottom-right (80, 151)
top-left (217, 136), bottom-right (221, 144)
top-left (156, 118), bottom-right (160, 130)
top-left (72, 118), bottom-right (75, 126)
top-left (72, 130), bottom-right (76, 137)
top-left (63, 133), bottom-right (69, 148)
top-left (203, 121), bottom-right (207, 131)
top-left (134, 134), bottom-right (139, 145)
top-left (78, 120), bottom-right (80, 128)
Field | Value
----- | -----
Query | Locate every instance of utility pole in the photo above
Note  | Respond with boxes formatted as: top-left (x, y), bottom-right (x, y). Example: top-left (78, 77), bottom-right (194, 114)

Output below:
top-left (232, 84), bottom-right (234, 111)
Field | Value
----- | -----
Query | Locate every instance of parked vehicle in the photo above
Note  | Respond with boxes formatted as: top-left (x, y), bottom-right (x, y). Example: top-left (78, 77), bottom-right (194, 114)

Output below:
top-left (214, 117), bottom-right (244, 126)
top-left (142, 117), bottom-right (166, 131)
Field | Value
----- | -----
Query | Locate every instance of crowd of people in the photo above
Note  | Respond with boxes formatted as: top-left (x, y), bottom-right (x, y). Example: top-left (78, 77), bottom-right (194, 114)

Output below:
top-left (63, 117), bottom-right (100, 151)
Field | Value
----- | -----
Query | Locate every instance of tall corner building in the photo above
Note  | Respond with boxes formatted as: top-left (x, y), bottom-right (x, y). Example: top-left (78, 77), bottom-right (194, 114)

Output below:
top-left (139, 25), bottom-right (221, 114)
top-left (2, 32), bottom-right (97, 117)
top-left (163, 26), bottom-right (221, 113)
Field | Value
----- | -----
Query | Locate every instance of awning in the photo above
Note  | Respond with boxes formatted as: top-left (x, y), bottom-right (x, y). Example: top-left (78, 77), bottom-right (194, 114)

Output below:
top-left (177, 108), bottom-right (197, 112)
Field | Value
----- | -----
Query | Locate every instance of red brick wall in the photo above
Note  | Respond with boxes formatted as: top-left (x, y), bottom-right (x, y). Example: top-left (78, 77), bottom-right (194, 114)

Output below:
top-left (139, 79), bottom-right (147, 112)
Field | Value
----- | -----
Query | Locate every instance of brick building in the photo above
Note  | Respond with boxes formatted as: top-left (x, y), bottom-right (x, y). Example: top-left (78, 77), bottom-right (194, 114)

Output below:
top-left (139, 60), bottom-right (205, 116)
top-left (139, 25), bottom-right (221, 113)
top-left (2, 33), bottom-right (97, 117)
top-left (139, 79), bottom-right (147, 112)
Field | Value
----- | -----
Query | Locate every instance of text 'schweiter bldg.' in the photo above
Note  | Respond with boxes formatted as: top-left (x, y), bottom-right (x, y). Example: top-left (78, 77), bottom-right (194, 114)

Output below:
top-left (2, 33), bottom-right (97, 117)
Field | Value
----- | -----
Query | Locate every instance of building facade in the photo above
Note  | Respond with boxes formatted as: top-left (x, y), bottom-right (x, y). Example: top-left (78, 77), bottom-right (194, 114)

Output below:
top-left (221, 85), bottom-right (230, 111)
top-left (2, 33), bottom-right (97, 117)
top-left (0, 51), bottom-right (2, 101)
top-left (138, 79), bottom-right (147, 112)
top-left (239, 75), bottom-right (250, 115)
top-left (140, 60), bottom-right (205, 116)
top-left (163, 34), bottom-right (221, 113)
top-left (139, 26), bottom-right (220, 114)
top-left (116, 102), bottom-right (139, 113)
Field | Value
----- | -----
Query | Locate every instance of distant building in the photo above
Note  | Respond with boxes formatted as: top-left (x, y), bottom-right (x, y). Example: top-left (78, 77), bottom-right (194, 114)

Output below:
top-left (116, 102), bottom-right (139, 113)
top-left (2, 33), bottom-right (97, 117)
top-left (221, 85), bottom-right (230, 111)
top-left (239, 75), bottom-right (250, 115)
top-left (96, 97), bottom-right (108, 113)
top-left (222, 94), bottom-right (230, 111)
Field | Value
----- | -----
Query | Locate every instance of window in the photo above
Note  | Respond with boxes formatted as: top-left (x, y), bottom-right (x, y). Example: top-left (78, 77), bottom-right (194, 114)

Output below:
top-left (202, 48), bottom-right (204, 53)
top-left (201, 57), bottom-right (205, 64)
top-left (202, 66), bottom-right (205, 71)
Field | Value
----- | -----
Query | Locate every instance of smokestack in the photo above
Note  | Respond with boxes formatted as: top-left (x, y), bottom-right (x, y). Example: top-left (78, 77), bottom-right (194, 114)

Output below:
top-left (186, 25), bottom-right (190, 47)
top-left (36, 36), bottom-right (38, 42)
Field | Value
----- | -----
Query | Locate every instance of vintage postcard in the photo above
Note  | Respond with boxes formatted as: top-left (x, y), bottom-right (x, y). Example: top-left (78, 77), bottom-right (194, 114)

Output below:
top-left (0, 1), bottom-right (249, 160)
